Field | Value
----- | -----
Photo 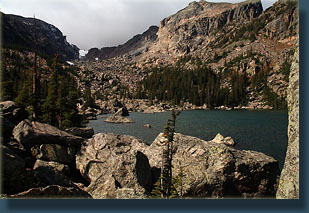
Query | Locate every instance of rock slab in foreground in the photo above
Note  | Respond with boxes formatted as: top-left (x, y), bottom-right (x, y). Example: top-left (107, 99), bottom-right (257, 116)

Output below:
top-left (9, 185), bottom-right (91, 199)
top-left (76, 133), bottom-right (151, 198)
top-left (150, 133), bottom-right (280, 198)
top-left (76, 132), bottom-right (280, 198)
top-left (13, 119), bottom-right (84, 149)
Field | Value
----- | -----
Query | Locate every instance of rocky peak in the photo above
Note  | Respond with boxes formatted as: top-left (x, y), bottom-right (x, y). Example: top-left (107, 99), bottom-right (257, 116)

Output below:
top-left (147, 0), bottom-right (263, 60)
top-left (86, 26), bottom-right (159, 61)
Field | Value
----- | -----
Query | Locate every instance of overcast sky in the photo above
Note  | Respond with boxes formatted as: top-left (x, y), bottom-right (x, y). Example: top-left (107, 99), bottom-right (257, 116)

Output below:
top-left (0, 0), bottom-right (277, 50)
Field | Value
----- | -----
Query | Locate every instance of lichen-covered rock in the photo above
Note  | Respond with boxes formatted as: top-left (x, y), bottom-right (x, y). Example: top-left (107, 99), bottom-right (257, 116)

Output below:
top-left (13, 119), bottom-right (84, 149)
top-left (151, 133), bottom-right (280, 198)
top-left (9, 185), bottom-right (92, 199)
top-left (76, 133), bottom-right (152, 198)
top-left (276, 44), bottom-right (299, 199)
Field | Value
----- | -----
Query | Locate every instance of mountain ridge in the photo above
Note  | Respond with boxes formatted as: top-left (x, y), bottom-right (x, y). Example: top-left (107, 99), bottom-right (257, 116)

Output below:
top-left (2, 12), bottom-right (79, 61)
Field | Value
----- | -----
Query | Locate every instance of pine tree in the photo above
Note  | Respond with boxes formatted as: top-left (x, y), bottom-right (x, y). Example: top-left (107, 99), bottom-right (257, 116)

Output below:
top-left (160, 110), bottom-right (180, 198)
top-left (42, 55), bottom-right (59, 126)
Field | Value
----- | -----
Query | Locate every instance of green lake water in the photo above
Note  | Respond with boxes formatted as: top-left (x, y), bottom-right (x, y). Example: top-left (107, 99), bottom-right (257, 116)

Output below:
top-left (88, 110), bottom-right (288, 170)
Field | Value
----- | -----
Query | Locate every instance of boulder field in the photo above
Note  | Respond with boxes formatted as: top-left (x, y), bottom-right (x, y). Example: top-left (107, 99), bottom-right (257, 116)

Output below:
top-left (2, 115), bottom-right (280, 199)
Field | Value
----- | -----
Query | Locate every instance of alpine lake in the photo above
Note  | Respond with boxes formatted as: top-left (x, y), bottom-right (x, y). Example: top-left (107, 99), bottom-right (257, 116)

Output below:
top-left (88, 110), bottom-right (288, 170)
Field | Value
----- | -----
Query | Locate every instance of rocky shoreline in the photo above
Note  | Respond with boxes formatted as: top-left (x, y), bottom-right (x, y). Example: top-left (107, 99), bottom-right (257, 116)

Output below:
top-left (1, 101), bottom-right (280, 199)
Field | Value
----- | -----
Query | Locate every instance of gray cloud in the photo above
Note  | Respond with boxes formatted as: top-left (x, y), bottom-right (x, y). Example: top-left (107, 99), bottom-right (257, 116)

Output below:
top-left (0, 0), bottom-right (276, 50)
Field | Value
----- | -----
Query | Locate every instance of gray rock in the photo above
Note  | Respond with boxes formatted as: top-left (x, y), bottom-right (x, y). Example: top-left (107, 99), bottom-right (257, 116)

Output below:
top-left (13, 119), bottom-right (84, 149)
top-left (31, 144), bottom-right (74, 164)
top-left (276, 45), bottom-right (299, 199)
top-left (211, 133), bottom-right (236, 146)
top-left (150, 133), bottom-right (280, 198)
top-left (105, 115), bottom-right (135, 124)
top-left (9, 185), bottom-right (92, 199)
top-left (33, 159), bottom-right (72, 186)
top-left (76, 133), bottom-right (152, 199)
top-left (66, 127), bottom-right (94, 139)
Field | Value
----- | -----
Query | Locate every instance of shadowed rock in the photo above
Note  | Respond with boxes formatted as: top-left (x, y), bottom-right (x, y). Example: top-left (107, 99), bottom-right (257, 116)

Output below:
top-left (9, 185), bottom-right (92, 199)
top-left (13, 119), bottom-right (84, 149)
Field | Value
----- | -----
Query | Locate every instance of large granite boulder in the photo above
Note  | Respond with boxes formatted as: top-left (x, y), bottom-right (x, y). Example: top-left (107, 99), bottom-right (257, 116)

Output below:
top-left (76, 133), bottom-right (152, 198)
top-left (31, 144), bottom-right (75, 164)
top-left (150, 133), bottom-right (280, 198)
top-left (9, 185), bottom-right (92, 199)
top-left (33, 159), bottom-right (72, 187)
top-left (276, 45), bottom-right (299, 199)
top-left (13, 119), bottom-right (84, 149)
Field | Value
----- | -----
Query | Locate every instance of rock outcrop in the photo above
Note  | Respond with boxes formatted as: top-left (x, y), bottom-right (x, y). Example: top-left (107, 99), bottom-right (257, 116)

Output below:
top-left (2, 119), bottom-right (90, 198)
top-left (211, 133), bottom-right (236, 146)
top-left (150, 133), bottom-right (279, 198)
top-left (75, 132), bottom-right (280, 198)
top-left (76, 133), bottom-right (152, 198)
top-left (149, 0), bottom-right (262, 58)
top-left (104, 107), bottom-right (134, 123)
top-left (276, 43), bottom-right (299, 199)
top-left (13, 119), bottom-right (84, 149)
top-left (86, 26), bottom-right (158, 61)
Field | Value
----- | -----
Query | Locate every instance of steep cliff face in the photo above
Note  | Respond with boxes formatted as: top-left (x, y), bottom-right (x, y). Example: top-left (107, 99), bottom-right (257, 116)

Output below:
top-left (276, 42), bottom-right (299, 199)
top-left (2, 12), bottom-right (79, 61)
top-left (149, 0), bottom-right (263, 58)
top-left (86, 26), bottom-right (159, 60)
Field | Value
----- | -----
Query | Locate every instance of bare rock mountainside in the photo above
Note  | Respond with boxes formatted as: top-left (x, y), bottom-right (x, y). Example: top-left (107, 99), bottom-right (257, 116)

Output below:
top-left (2, 12), bottom-right (79, 61)
top-left (79, 0), bottom-right (298, 112)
